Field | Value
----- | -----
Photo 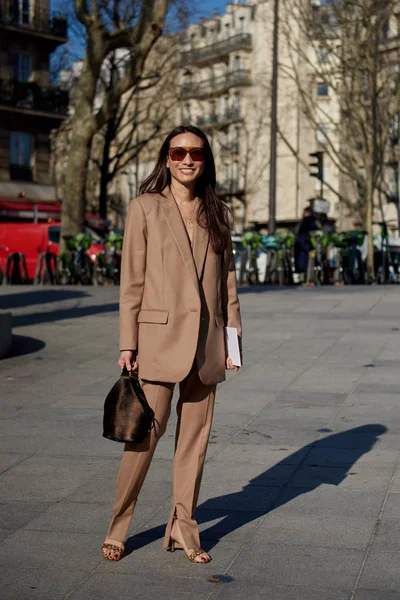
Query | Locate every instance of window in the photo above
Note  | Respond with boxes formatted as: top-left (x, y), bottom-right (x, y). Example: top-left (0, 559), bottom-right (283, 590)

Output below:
top-left (317, 82), bottom-right (329, 97)
top-left (221, 95), bottom-right (229, 116)
top-left (12, 0), bottom-right (30, 25)
top-left (10, 132), bottom-right (33, 180)
top-left (316, 46), bottom-right (329, 63)
top-left (238, 16), bottom-right (246, 34)
top-left (48, 226), bottom-right (61, 244)
top-left (233, 91), bottom-right (241, 115)
top-left (11, 52), bottom-right (32, 82)
top-left (224, 22), bottom-right (230, 38)
top-left (234, 55), bottom-right (241, 72)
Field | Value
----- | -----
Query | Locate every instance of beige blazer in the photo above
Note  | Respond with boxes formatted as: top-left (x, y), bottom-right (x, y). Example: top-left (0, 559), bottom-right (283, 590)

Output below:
top-left (119, 188), bottom-right (242, 385)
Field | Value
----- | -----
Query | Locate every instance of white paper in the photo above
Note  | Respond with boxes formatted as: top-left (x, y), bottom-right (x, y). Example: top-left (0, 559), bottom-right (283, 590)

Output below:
top-left (224, 327), bottom-right (242, 367)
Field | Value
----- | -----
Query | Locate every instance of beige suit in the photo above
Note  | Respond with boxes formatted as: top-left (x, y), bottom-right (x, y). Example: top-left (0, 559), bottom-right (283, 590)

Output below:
top-left (106, 188), bottom-right (242, 551)
top-left (119, 188), bottom-right (242, 383)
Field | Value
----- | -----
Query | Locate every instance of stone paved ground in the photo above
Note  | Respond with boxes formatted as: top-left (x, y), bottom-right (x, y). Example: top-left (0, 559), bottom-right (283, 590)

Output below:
top-left (1, 285), bottom-right (400, 600)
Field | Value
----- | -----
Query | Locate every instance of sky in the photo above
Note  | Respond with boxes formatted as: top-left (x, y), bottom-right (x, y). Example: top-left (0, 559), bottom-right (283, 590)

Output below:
top-left (51, 0), bottom-right (231, 68)
top-left (193, 0), bottom-right (228, 20)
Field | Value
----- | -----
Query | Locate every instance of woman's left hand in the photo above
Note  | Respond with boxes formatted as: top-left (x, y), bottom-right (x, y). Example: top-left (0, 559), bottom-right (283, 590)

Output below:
top-left (226, 356), bottom-right (240, 372)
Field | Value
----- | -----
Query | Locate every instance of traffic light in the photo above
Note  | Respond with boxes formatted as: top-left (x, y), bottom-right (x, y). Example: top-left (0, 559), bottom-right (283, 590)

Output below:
top-left (309, 151), bottom-right (324, 182)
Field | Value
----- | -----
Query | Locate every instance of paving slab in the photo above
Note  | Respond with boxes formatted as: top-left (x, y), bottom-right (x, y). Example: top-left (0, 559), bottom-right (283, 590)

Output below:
top-left (67, 573), bottom-right (212, 600)
top-left (1, 567), bottom-right (89, 600)
top-left (210, 582), bottom-right (352, 600)
top-left (357, 549), bottom-right (400, 592)
top-left (1, 285), bottom-right (400, 599)
top-left (227, 542), bottom-right (364, 588)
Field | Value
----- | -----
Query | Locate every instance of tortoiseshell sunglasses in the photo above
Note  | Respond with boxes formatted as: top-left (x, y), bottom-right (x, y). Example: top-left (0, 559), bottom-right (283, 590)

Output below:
top-left (169, 146), bottom-right (205, 162)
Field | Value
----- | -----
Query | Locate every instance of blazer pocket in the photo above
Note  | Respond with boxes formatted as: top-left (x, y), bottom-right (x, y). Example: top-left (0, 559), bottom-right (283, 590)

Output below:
top-left (138, 310), bottom-right (169, 324)
top-left (215, 315), bottom-right (225, 328)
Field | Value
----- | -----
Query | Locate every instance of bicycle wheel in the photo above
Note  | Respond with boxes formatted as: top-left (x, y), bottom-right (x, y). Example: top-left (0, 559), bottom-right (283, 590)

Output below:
top-left (58, 267), bottom-right (71, 285)
top-left (265, 250), bottom-right (277, 284)
top-left (79, 254), bottom-right (94, 285)
top-left (277, 253), bottom-right (285, 286)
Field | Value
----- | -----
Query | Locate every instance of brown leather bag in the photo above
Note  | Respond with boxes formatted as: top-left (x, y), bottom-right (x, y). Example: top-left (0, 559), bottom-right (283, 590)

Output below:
top-left (103, 368), bottom-right (154, 443)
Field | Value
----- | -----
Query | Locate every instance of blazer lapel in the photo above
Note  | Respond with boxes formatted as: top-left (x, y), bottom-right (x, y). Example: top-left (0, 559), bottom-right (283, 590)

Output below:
top-left (161, 189), bottom-right (199, 294)
top-left (193, 219), bottom-right (209, 281)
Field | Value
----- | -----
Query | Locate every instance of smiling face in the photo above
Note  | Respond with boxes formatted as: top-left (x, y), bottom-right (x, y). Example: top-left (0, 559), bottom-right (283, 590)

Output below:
top-left (166, 132), bottom-right (205, 189)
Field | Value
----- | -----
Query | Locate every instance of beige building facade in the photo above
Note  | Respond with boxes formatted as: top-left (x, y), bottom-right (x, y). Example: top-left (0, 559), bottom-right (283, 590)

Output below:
top-left (179, 0), bottom-right (323, 232)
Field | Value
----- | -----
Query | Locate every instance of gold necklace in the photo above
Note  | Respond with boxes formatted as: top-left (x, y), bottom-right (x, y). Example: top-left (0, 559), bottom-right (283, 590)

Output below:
top-left (187, 201), bottom-right (197, 228)
top-left (171, 191), bottom-right (198, 228)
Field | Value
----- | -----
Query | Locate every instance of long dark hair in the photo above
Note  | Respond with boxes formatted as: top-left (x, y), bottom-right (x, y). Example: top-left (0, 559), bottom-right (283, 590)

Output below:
top-left (139, 125), bottom-right (232, 253)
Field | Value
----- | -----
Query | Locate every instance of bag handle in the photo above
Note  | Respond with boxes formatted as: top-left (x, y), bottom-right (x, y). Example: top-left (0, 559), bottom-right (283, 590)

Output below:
top-left (120, 366), bottom-right (139, 380)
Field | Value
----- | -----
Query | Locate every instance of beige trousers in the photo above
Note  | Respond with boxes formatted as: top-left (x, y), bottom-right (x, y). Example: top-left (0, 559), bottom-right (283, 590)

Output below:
top-left (105, 367), bottom-right (216, 550)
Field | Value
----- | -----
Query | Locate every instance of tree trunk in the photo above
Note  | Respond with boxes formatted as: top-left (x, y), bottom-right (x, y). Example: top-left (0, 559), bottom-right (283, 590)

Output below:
top-left (365, 175), bottom-right (375, 281)
top-left (61, 52), bottom-right (100, 248)
top-left (61, 123), bottom-right (93, 237)
top-left (99, 112), bottom-right (117, 220)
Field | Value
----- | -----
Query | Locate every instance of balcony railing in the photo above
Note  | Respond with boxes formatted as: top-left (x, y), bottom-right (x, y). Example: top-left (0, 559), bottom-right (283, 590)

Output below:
top-left (0, 79), bottom-right (69, 117)
top-left (196, 108), bottom-right (242, 130)
top-left (182, 70), bottom-right (251, 100)
top-left (181, 33), bottom-right (252, 67)
top-left (0, 2), bottom-right (67, 39)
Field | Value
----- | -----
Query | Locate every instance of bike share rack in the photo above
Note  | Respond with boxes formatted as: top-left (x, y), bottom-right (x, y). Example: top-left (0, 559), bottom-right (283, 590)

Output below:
top-left (34, 251), bottom-right (59, 285)
top-left (5, 252), bottom-right (29, 284)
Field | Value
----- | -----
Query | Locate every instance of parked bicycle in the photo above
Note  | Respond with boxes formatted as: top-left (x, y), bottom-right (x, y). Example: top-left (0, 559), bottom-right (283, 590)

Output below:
top-left (261, 232), bottom-right (295, 286)
top-left (58, 233), bottom-right (94, 285)
top-left (95, 232), bottom-right (123, 285)
top-left (241, 231), bottom-right (262, 285)
top-left (306, 230), bottom-right (330, 285)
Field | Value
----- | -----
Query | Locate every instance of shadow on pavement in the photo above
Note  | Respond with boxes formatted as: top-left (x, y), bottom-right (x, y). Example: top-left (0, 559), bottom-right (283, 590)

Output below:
top-left (125, 424), bottom-right (387, 555)
top-left (5, 334), bottom-right (46, 358)
top-left (0, 289), bottom-right (90, 310)
top-left (12, 302), bottom-right (119, 328)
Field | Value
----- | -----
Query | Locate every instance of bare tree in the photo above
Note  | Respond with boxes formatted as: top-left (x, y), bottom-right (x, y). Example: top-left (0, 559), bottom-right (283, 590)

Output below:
top-left (60, 0), bottom-right (169, 243)
top-left (90, 42), bottom-right (177, 219)
top-left (279, 0), bottom-right (400, 278)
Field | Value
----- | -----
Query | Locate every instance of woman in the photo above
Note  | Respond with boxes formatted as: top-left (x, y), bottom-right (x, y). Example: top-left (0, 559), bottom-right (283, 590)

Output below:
top-left (102, 125), bottom-right (242, 564)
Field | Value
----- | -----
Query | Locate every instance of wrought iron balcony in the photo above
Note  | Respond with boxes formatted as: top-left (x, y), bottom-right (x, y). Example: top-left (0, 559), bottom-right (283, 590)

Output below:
top-left (0, 2), bottom-right (67, 40)
top-left (196, 108), bottom-right (242, 130)
top-left (182, 70), bottom-right (251, 100)
top-left (181, 33), bottom-right (252, 67)
top-left (0, 79), bottom-right (69, 117)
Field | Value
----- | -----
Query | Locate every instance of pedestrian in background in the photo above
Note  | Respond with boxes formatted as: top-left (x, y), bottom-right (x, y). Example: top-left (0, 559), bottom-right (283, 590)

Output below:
top-left (101, 125), bottom-right (242, 564)
top-left (294, 206), bottom-right (318, 282)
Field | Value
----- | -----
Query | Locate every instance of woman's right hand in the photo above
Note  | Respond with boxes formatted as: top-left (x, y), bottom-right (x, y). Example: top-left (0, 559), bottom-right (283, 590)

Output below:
top-left (118, 350), bottom-right (138, 373)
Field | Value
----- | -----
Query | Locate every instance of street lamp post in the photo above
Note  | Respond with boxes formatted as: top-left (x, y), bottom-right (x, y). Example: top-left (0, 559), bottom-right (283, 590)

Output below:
top-left (268, 0), bottom-right (280, 234)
